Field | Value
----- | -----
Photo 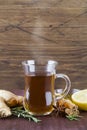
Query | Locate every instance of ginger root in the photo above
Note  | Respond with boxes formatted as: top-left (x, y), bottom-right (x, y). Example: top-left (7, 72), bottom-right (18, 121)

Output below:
top-left (0, 90), bottom-right (23, 118)
top-left (0, 97), bottom-right (12, 117)
top-left (0, 90), bottom-right (23, 107)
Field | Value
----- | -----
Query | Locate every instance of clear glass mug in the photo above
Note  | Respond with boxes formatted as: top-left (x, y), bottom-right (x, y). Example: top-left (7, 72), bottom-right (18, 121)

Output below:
top-left (22, 60), bottom-right (71, 116)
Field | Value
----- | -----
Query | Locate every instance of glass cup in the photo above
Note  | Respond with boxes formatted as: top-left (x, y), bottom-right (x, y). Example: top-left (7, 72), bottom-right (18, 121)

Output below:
top-left (22, 60), bottom-right (71, 116)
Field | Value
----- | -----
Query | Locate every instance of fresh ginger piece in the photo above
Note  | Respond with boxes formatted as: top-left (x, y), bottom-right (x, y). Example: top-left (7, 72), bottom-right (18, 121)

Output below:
top-left (0, 90), bottom-right (23, 107)
top-left (0, 97), bottom-right (12, 118)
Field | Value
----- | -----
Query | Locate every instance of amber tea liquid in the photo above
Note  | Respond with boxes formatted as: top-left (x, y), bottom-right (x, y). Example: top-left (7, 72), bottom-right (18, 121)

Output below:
top-left (24, 72), bottom-right (55, 115)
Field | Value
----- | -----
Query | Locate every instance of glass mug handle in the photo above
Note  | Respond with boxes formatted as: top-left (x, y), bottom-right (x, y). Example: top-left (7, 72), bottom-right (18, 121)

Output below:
top-left (55, 74), bottom-right (71, 100)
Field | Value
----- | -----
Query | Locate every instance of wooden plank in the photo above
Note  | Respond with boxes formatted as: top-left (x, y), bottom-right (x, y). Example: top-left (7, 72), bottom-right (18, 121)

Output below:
top-left (0, 7), bottom-right (86, 27)
top-left (1, 27), bottom-right (87, 41)
top-left (0, 0), bottom-right (87, 8)
top-left (0, 6), bottom-right (87, 90)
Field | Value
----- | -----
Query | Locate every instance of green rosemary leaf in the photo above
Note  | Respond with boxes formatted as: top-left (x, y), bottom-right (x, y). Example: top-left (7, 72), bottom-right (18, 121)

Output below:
top-left (11, 107), bottom-right (41, 123)
top-left (66, 115), bottom-right (82, 121)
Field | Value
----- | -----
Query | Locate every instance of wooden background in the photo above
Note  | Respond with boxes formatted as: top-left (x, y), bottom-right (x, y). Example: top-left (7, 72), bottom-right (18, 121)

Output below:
top-left (0, 0), bottom-right (87, 90)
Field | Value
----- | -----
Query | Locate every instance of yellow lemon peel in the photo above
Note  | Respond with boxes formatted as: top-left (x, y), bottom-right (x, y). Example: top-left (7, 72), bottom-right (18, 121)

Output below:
top-left (72, 89), bottom-right (87, 111)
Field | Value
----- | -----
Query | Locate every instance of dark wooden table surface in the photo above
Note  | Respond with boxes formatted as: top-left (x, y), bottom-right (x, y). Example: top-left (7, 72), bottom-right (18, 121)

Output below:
top-left (0, 0), bottom-right (87, 91)
top-left (0, 89), bottom-right (87, 130)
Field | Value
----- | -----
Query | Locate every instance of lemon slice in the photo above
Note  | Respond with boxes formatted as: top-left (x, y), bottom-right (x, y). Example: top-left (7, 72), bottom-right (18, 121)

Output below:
top-left (72, 89), bottom-right (87, 111)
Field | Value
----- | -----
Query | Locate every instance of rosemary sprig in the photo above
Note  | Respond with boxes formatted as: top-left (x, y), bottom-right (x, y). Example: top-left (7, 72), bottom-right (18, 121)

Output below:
top-left (66, 115), bottom-right (82, 121)
top-left (11, 106), bottom-right (41, 123)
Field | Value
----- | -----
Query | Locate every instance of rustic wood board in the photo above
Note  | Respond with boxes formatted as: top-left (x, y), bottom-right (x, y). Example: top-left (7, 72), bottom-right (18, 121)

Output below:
top-left (0, 0), bottom-right (87, 90)
top-left (0, 89), bottom-right (87, 130)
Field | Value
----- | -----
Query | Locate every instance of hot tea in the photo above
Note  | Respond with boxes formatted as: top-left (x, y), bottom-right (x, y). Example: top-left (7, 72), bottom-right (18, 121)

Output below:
top-left (24, 72), bottom-right (55, 115)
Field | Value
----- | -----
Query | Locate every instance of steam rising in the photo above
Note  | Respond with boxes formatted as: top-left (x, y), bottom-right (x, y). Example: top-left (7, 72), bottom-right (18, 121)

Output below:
top-left (27, 17), bottom-right (53, 61)
top-left (29, 18), bottom-right (44, 60)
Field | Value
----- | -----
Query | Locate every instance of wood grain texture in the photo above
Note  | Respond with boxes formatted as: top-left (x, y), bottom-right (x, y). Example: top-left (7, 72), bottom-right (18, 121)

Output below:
top-left (0, 0), bottom-right (87, 90)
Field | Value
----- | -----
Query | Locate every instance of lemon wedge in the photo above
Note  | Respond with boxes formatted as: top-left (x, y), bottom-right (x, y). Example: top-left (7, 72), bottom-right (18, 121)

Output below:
top-left (71, 89), bottom-right (87, 111)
